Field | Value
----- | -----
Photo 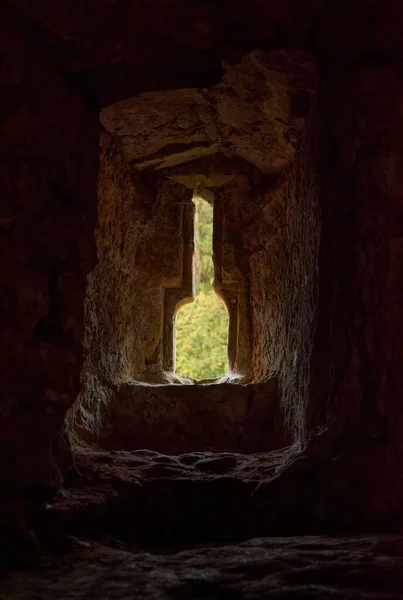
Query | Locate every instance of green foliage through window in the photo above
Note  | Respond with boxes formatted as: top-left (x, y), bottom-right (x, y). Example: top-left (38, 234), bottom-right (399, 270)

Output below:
top-left (175, 196), bottom-right (228, 380)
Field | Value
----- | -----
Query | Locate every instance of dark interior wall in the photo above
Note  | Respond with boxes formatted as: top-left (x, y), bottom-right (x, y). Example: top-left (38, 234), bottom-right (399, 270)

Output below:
top-left (0, 10), bottom-right (98, 540)
top-left (1, 0), bottom-right (403, 546)
top-left (309, 66), bottom-right (403, 442)
top-left (279, 2), bottom-right (403, 524)
top-left (307, 1), bottom-right (403, 446)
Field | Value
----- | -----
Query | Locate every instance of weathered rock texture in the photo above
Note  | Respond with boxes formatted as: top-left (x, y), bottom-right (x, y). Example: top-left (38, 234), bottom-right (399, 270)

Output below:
top-left (0, 8), bottom-right (98, 551)
top-left (73, 50), bottom-right (318, 449)
top-left (75, 381), bottom-right (288, 454)
top-left (3, 535), bottom-right (403, 600)
top-left (80, 136), bottom-right (193, 390)
top-left (100, 51), bottom-right (316, 175)
top-left (1, 0), bottom-right (403, 568)
top-left (309, 67), bottom-right (403, 440)
top-left (20, 444), bottom-right (403, 550)
top-left (233, 125), bottom-right (320, 439)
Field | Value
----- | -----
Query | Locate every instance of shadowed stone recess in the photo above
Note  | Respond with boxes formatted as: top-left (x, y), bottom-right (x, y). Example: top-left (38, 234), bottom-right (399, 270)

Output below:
top-left (1, 1), bottom-right (403, 589)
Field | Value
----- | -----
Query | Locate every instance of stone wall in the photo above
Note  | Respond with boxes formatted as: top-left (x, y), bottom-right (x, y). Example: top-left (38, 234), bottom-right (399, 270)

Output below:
top-left (73, 134), bottom-right (197, 440)
top-left (253, 3), bottom-right (403, 527)
top-left (72, 135), bottom-right (292, 450)
top-left (213, 177), bottom-right (254, 377)
top-left (2, 0), bottom-right (403, 552)
top-left (307, 2), bottom-right (403, 446)
top-left (72, 50), bottom-right (317, 450)
top-left (0, 9), bottom-right (98, 550)
top-left (308, 66), bottom-right (403, 449)
top-left (94, 380), bottom-right (288, 454)
top-left (247, 128), bottom-right (320, 441)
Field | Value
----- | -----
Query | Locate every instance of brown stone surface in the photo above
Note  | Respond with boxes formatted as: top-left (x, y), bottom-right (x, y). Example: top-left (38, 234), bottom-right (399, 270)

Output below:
top-left (101, 50), bottom-right (316, 175)
top-left (79, 135), bottom-right (193, 388)
top-left (1, 0), bottom-right (403, 571)
top-left (74, 52), bottom-right (317, 448)
top-left (74, 381), bottom-right (288, 454)
top-left (2, 535), bottom-right (403, 599)
top-left (228, 123), bottom-right (320, 439)
top-left (35, 445), bottom-right (296, 548)
top-left (32, 440), bottom-right (403, 547)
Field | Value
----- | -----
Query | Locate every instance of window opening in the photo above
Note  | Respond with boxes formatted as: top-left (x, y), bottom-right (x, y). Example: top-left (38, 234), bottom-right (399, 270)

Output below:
top-left (175, 193), bottom-right (229, 380)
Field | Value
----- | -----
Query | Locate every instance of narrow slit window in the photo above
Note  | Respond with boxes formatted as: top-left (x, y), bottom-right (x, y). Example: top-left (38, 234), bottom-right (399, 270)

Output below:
top-left (175, 193), bottom-right (228, 381)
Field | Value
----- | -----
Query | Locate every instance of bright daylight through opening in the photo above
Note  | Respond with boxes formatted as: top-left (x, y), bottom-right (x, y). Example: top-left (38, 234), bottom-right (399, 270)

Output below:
top-left (175, 194), bottom-right (229, 380)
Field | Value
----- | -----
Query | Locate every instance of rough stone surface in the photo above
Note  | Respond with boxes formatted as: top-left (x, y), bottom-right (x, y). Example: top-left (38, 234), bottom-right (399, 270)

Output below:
top-left (5, 0), bottom-right (322, 106)
top-left (306, 58), bottom-right (403, 457)
top-left (34, 445), bottom-right (298, 547)
top-left (74, 381), bottom-right (288, 454)
top-left (230, 122), bottom-right (320, 439)
top-left (0, 7), bottom-right (98, 549)
top-left (101, 50), bottom-right (316, 175)
top-left (2, 0), bottom-right (403, 570)
top-left (2, 536), bottom-right (403, 599)
top-left (74, 51), bottom-right (318, 448)
top-left (31, 441), bottom-right (403, 547)
top-left (78, 135), bottom-right (192, 388)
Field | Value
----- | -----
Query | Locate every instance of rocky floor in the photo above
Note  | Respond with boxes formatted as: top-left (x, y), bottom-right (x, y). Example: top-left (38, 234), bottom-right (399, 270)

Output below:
top-left (3, 444), bottom-right (401, 598)
top-left (1, 535), bottom-right (403, 599)
top-left (39, 444), bottom-right (300, 545)
top-left (35, 440), bottom-right (402, 550)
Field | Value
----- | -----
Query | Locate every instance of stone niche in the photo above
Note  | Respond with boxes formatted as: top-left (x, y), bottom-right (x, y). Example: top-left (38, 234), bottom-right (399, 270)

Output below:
top-left (70, 50), bottom-right (319, 454)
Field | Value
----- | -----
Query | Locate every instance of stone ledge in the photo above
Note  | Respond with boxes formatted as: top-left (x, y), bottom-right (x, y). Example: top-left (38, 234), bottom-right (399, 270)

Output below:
top-left (73, 380), bottom-right (289, 454)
